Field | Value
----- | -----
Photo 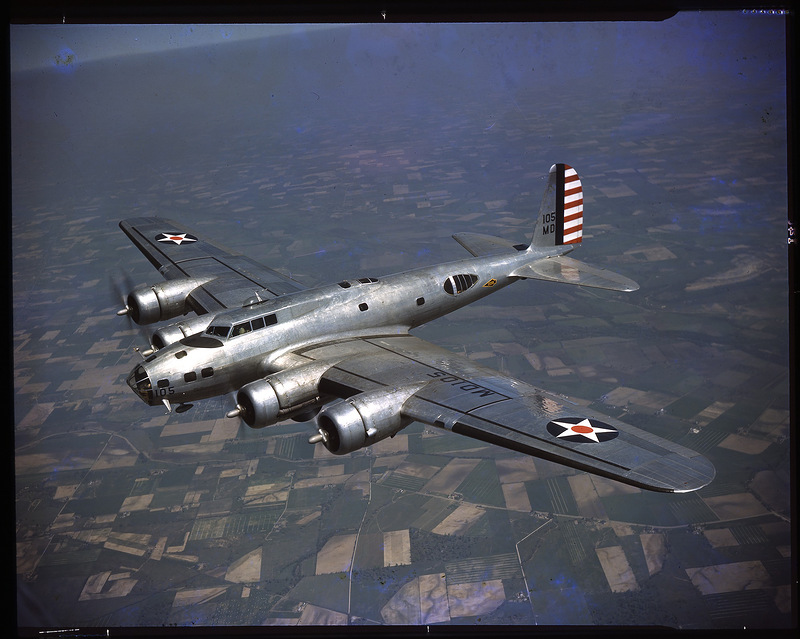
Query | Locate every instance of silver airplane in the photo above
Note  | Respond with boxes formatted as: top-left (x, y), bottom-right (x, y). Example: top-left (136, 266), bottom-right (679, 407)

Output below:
top-left (117, 164), bottom-right (715, 493)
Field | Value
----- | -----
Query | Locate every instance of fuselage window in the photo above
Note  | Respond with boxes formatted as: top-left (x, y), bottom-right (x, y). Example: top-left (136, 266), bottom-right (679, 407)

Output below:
top-left (184, 371), bottom-right (197, 383)
top-left (359, 303), bottom-right (369, 312)
top-left (416, 297), bottom-right (425, 306)
top-left (175, 350), bottom-right (187, 359)
top-left (201, 367), bottom-right (213, 378)
top-left (206, 325), bottom-right (231, 339)
top-left (443, 274), bottom-right (478, 295)
top-left (233, 321), bottom-right (252, 336)
top-left (157, 378), bottom-right (170, 388)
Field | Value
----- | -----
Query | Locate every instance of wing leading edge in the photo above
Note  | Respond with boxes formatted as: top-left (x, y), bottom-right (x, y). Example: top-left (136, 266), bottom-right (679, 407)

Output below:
top-left (119, 217), bottom-right (306, 313)
top-left (298, 335), bottom-right (714, 493)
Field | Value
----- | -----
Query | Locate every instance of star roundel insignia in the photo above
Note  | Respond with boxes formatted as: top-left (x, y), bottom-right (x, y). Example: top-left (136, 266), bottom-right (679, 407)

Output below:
top-left (546, 417), bottom-right (619, 443)
top-left (155, 232), bottom-right (198, 245)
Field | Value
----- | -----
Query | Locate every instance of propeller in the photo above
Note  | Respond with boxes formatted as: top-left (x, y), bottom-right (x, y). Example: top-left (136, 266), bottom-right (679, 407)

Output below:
top-left (109, 270), bottom-right (156, 357)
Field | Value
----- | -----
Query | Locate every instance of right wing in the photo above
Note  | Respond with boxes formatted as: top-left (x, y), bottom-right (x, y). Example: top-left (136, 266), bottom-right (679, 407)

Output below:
top-left (295, 334), bottom-right (715, 493)
top-left (120, 217), bottom-right (306, 314)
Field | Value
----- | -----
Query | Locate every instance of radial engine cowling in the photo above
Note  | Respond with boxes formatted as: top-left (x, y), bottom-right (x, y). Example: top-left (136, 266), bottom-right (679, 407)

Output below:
top-left (125, 277), bottom-right (212, 325)
top-left (230, 361), bottom-right (334, 428)
top-left (315, 384), bottom-right (425, 455)
top-left (150, 316), bottom-right (214, 350)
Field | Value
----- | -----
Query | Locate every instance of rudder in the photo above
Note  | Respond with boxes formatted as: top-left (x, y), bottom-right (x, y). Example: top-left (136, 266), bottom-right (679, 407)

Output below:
top-left (531, 163), bottom-right (584, 248)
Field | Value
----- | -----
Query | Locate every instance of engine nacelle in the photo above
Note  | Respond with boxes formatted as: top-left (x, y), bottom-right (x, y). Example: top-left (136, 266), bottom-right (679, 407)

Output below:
top-left (315, 384), bottom-right (425, 455)
top-left (231, 361), bottom-right (334, 428)
top-left (125, 277), bottom-right (212, 325)
top-left (150, 316), bottom-right (214, 350)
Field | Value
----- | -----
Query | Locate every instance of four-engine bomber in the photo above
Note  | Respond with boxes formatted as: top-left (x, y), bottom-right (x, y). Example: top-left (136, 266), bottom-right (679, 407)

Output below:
top-left (118, 164), bottom-right (715, 493)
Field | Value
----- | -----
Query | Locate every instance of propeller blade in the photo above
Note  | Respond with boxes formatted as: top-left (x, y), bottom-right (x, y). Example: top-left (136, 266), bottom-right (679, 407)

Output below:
top-left (110, 270), bottom-right (156, 355)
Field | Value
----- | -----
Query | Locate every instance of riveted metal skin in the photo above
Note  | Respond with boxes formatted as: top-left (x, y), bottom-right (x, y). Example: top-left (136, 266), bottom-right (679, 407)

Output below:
top-left (232, 379), bottom-right (281, 428)
top-left (126, 277), bottom-right (214, 325)
top-left (151, 315), bottom-right (214, 350)
top-left (316, 384), bottom-right (423, 455)
top-left (231, 361), bottom-right (333, 428)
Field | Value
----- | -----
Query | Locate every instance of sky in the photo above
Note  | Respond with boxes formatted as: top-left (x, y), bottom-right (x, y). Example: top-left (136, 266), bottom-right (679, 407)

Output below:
top-left (10, 15), bottom-right (786, 192)
top-left (10, 24), bottom-right (325, 72)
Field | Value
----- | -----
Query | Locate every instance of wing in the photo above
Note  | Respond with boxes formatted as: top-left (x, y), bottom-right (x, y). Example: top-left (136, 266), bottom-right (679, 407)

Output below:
top-left (297, 334), bottom-right (714, 493)
top-left (120, 217), bottom-right (306, 314)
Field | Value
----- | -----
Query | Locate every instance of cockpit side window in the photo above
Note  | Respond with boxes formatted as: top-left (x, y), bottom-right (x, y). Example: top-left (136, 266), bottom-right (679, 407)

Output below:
top-left (206, 325), bottom-right (231, 339)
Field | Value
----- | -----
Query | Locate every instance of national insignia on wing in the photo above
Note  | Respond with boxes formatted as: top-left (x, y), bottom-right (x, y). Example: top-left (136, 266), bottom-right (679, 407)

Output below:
top-left (155, 232), bottom-right (198, 245)
top-left (546, 417), bottom-right (619, 443)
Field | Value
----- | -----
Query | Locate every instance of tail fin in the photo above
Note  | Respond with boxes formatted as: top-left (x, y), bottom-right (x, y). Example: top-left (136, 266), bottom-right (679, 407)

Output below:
top-left (530, 163), bottom-right (583, 249)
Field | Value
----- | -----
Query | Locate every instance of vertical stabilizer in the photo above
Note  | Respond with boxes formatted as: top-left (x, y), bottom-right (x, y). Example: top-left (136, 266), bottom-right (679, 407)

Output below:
top-left (531, 163), bottom-right (584, 248)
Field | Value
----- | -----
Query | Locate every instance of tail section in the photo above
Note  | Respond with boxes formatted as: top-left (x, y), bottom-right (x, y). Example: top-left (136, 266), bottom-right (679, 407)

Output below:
top-left (452, 162), bottom-right (638, 292)
top-left (453, 163), bottom-right (584, 258)
top-left (531, 163), bottom-right (584, 248)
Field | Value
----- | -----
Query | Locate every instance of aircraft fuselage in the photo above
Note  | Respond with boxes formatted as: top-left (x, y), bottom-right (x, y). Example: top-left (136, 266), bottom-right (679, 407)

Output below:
top-left (127, 247), bottom-right (562, 409)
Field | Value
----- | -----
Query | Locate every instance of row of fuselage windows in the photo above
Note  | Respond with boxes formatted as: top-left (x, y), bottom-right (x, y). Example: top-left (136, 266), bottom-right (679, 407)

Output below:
top-left (157, 366), bottom-right (214, 387)
top-left (206, 313), bottom-right (278, 339)
top-left (343, 274), bottom-right (478, 297)
top-left (203, 273), bottom-right (477, 342)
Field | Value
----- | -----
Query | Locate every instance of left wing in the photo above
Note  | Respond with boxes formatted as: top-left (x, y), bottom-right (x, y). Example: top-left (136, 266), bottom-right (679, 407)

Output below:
top-left (296, 334), bottom-right (714, 493)
top-left (120, 217), bottom-right (306, 314)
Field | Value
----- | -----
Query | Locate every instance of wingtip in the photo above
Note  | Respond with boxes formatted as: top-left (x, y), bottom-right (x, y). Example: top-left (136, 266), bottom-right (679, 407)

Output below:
top-left (626, 452), bottom-right (716, 493)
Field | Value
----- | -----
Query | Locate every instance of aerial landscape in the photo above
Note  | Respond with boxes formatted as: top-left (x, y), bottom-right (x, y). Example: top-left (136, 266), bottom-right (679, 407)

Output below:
top-left (12, 14), bottom-right (791, 630)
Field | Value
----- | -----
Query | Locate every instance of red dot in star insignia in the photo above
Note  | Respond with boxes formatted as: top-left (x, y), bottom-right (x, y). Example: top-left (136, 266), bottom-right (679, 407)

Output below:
top-left (571, 425), bottom-right (594, 434)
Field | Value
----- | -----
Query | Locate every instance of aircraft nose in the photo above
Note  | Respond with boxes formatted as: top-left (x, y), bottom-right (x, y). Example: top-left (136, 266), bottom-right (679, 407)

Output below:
top-left (127, 364), bottom-right (152, 404)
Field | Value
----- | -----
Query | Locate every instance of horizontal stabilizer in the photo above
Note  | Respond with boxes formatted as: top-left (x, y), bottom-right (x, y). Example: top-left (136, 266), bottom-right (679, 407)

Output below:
top-left (452, 232), bottom-right (523, 257)
top-left (511, 255), bottom-right (639, 292)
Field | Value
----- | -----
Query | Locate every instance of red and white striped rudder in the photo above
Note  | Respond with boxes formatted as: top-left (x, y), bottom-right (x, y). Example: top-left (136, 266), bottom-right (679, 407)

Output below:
top-left (532, 163), bottom-right (584, 248)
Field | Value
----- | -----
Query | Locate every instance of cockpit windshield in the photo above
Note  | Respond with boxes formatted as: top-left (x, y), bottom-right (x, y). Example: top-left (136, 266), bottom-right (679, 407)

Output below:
top-left (205, 325), bottom-right (231, 339)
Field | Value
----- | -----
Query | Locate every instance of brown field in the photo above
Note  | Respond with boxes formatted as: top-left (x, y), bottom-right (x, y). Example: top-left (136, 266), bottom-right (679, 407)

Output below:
top-left (383, 529), bottom-right (411, 567)
top-left (595, 546), bottom-right (638, 593)
top-left (496, 457), bottom-right (538, 484)
top-left (447, 580), bottom-right (506, 618)
top-left (315, 534), bottom-right (357, 574)
top-left (423, 458), bottom-right (481, 495)
top-left (431, 504), bottom-right (484, 535)
top-left (225, 547), bottom-right (262, 583)
top-left (686, 560), bottom-right (771, 595)
top-left (703, 493), bottom-right (769, 519)
top-left (640, 533), bottom-right (667, 575)
top-left (567, 474), bottom-right (607, 520)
